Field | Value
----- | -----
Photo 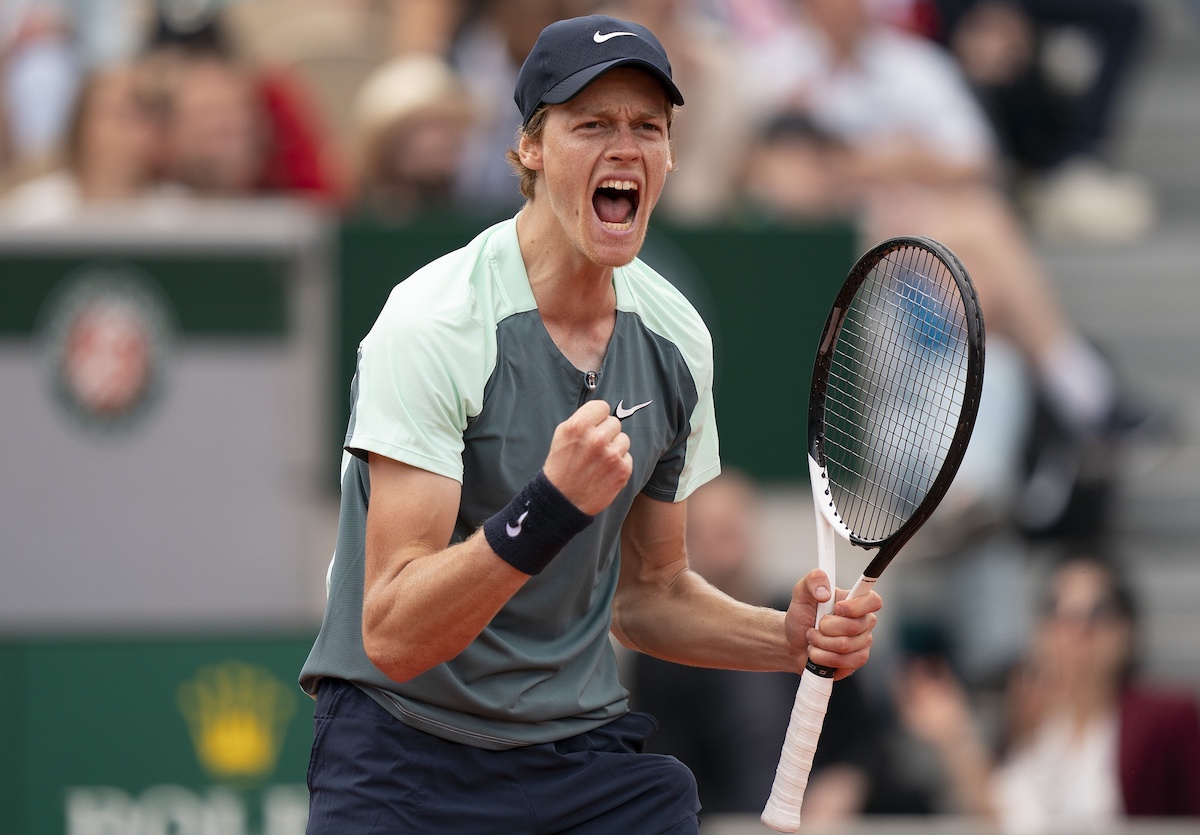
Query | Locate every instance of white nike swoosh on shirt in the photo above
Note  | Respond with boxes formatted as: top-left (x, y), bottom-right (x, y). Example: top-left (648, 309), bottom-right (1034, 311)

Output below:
top-left (615, 399), bottom-right (653, 419)
top-left (594, 30), bottom-right (637, 43)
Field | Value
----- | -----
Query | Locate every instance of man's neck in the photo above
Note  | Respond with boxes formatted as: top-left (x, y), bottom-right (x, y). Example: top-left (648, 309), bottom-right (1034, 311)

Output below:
top-left (516, 205), bottom-right (618, 322)
top-left (515, 205), bottom-right (618, 372)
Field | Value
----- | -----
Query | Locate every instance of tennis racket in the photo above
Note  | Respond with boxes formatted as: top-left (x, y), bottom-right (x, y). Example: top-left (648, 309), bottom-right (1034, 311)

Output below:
top-left (761, 236), bottom-right (986, 832)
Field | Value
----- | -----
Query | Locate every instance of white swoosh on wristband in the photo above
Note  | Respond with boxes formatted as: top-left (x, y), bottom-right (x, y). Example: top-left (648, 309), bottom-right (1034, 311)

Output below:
top-left (506, 510), bottom-right (529, 538)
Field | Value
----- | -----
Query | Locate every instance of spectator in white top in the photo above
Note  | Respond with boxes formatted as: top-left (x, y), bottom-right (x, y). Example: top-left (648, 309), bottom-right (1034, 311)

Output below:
top-left (733, 0), bottom-right (1126, 458)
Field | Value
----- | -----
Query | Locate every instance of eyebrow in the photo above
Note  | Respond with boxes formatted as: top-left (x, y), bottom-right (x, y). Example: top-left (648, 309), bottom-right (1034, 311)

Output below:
top-left (564, 94), bottom-right (671, 120)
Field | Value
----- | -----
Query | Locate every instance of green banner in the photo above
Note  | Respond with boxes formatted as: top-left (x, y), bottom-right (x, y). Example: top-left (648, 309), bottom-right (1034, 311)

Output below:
top-left (2, 634), bottom-right (316, 835)
top-left (0, 256), bottom-right (289, 339)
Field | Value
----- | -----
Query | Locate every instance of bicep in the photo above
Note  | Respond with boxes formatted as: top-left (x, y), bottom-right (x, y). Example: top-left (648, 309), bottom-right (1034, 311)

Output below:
top-left (613, 494), bottom-right (690, 647)
top-left (364, 452), bottom-right (462, 588)
top-left (619, 492), bottom-right (688, 582)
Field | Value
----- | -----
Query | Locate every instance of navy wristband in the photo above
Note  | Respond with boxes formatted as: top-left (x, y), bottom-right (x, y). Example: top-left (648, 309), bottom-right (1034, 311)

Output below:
top-left (483, 471), bottom-right (594, 575)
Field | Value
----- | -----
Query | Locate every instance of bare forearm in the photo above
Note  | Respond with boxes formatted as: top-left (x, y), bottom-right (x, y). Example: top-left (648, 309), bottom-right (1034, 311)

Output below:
top-left (612, 493), bottom-right (878, 678)
top-left (612, 568), bottom-right (799, 673)
top-left (852, 143), bottom-right (993, 189)
top-left (363, 531), bottom-right (528, 682)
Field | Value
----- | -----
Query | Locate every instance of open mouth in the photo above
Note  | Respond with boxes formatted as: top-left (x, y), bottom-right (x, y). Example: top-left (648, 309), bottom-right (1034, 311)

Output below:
top-left (593, 179), bottom-right (639, 231)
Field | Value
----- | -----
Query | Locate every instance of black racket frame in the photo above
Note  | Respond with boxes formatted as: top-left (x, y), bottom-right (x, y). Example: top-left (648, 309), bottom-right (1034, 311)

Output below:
top-left (808, 235), bottom-right (986, 581)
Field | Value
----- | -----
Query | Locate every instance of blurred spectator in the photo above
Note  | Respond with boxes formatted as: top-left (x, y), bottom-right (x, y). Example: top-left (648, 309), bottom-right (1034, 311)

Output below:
top-left (0, 1), bottom-right (80, 183)
top-left (897, 551), bottom-right (1200, 829)
top-left (935, 0), bottom-right (1155, 242)
top-left (1, 62), bottom-right (158, 222)
top-left (733, 0), bottom-right (1135, 502)
top-left (350, 54), bottom-right (474, 221)
top-left (735, 111), bottom-right (858, 224)
top-left (157, 51), bottom-right (268, 198)
top-left (225, 0), bottom-right (395, 165)
top-left (629, 470), bottom-right (919, 822)
top-left (448, 0), bottom-right (579, 213)
top-left (741, 0), bottom-right (1001, 187)
top-left (143, 0), bottom-right (345, 203)
top-left (255, 62), bottom-right (347, 203)
top-left (730, 0), bottom-right (1168, 691)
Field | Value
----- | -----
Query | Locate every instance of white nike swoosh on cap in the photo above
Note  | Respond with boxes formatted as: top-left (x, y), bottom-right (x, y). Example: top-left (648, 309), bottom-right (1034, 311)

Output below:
top-left (594, 30), bottom-right (637, 43)
top-left (615, 399), bottom-right (653, 419)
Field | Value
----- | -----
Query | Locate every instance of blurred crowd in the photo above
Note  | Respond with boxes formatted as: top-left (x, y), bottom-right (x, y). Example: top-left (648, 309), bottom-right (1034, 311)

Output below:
top-left (638, 470), bottom-right (1200, 831)
top-left (0, 0), bottom-right (1160, 234)
top-left (4, 0), bottom-right (1195, 830)
top-left (0, 0), bottom-right (1166, 447)
top-left (0, 0), bottom-right (1167, 442)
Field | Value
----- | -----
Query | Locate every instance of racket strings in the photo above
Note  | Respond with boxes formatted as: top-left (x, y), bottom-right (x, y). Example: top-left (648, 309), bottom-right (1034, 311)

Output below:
top-left (823, 246), bottom-right (970, 542)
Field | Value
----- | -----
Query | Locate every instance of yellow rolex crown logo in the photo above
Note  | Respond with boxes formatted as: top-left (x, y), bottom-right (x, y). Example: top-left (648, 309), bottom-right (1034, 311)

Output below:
top-left (177, 661), bottom-right (296, 780)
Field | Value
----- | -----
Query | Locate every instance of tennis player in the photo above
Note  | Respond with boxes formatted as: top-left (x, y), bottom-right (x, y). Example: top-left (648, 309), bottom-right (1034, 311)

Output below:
top-left (300, 14), bottom-right (882, 833)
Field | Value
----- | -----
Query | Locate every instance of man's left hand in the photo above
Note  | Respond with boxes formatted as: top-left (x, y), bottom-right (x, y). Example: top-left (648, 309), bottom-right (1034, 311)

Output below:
top-left (785, 570), bottom-right (882, 680)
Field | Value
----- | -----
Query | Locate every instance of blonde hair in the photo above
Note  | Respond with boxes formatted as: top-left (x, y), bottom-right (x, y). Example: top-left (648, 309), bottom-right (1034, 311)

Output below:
top-left (505, 106), bottom-right (551, 201)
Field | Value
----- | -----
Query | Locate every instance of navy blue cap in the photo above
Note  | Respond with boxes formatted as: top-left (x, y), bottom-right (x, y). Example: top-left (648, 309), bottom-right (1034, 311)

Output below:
top-left (514, 15), bottom-right (684, 124)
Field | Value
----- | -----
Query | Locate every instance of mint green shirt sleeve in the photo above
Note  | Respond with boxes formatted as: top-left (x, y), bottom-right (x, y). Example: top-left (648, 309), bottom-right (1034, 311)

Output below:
top-left (344, 249), bottom-right (496, 484)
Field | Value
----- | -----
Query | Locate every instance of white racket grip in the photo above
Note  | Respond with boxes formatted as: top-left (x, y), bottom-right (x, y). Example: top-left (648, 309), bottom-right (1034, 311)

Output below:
top-left (762, 476), bottom-right (839, 833)
top-left (760, 668), bottom-right (835, 832)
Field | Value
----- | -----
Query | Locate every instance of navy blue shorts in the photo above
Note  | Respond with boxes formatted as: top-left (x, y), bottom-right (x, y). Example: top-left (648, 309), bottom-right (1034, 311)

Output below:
top-left (306, 678), bottom-right (701, 834)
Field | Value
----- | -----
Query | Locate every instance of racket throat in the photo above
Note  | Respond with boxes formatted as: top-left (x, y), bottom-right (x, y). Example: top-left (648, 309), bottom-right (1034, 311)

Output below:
top-left (848, 574), bottom-right (879, 598)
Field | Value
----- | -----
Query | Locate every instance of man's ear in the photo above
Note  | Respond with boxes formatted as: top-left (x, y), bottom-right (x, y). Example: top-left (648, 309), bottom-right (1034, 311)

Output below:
top-left (518, 133), bottom-right (544, 171)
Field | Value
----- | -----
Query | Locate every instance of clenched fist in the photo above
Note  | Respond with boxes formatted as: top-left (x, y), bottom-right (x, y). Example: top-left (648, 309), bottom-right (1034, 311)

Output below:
top-left (543, 400), bottom-right (633, 516)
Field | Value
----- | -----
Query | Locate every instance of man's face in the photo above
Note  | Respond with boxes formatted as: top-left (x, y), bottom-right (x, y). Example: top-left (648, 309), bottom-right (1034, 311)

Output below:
top-left (520, 67), bottom-right (673, 268)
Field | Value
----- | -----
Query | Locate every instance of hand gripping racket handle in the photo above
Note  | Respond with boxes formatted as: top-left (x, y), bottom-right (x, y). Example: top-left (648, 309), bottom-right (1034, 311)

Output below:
top-left (761, 482), bottom-right (840, 832)
top-left (762, 471), bottom-right (878, 832)
top-left (760, 573), bottom-right (876, 832)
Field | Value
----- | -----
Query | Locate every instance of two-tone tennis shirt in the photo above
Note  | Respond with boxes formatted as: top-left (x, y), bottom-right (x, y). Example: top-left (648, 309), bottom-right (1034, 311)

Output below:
top-left (300, 216), bottom-right (720, 749)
